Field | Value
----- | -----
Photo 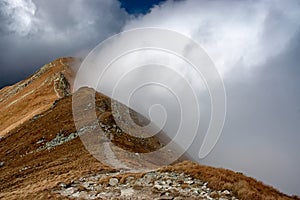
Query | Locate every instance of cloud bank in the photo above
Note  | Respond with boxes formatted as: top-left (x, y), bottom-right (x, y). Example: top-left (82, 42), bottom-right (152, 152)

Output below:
top-left (124, 0), bottom-right (300, 76)
top-left (121, 0), bottom-right (300, 195)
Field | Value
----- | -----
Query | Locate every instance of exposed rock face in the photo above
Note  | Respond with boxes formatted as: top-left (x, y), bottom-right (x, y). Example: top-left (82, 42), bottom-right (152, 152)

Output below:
top-left (53, 72), bottom-right (71, 98)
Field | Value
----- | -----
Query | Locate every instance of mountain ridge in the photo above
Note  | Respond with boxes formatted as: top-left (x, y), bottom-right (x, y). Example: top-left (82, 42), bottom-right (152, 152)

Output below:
top-left (0, 57), bottom-right (76, 136)
top-left (0, 57), bottom-right (299, 200)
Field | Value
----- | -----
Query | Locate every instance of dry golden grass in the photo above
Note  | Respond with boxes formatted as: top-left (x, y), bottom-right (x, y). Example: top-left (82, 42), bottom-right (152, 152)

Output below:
top-left (0, 57), bottom-right (75, 136)
top-left (0, 85), bottom-right (166, 199)
top-left (0, 93), bottom-right (106, 199)
top-left (97, 172), bottom-right (146, 186)
top-left (160, 160), bottom-right (300, 200)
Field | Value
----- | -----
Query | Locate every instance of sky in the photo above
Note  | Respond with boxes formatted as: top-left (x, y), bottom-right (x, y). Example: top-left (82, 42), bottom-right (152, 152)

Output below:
top-left (0, 0), bottom-right (300, 196)
top-left (119, 0), bottom-right (167, 14)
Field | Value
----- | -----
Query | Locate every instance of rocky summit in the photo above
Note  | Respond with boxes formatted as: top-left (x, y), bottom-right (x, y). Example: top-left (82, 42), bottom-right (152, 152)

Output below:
top-left (0, 58), bottom-right (299, 200)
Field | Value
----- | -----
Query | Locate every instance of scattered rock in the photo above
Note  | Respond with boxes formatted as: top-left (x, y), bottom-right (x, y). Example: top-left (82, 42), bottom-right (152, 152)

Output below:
top-left (36, 138), bottom-right (45, 144)
top-left (19, 166), bottom-right (30, 172)
top-left (32, 122), bottom-right (98, 153)
top-left (32, 114), bottom-right (41, 121)
top-left (173, 197), bottom-right (185, 200)
top-left (59, 182), bottom-right (67, 188)
top-left (0, 161), bottom-right (5, 167)
top-left (109, 178), bottom-right (119, 186)
top-left (53, 170), bottom-right (238, 200)
top-left (154, 184), bottom-right (163, 190)
top-left (223, 190), bottom-right (231, 195)
top-left (121, 188), bottom-right (134, 196)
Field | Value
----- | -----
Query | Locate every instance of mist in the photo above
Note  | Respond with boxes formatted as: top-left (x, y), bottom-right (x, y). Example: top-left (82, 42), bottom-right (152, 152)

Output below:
top-left (118, 0), bottom-right (300, 195)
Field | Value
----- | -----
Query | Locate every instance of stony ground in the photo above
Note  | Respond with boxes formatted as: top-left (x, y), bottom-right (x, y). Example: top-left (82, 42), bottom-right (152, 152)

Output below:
top-left (53, 170), bottom-right (238, 200)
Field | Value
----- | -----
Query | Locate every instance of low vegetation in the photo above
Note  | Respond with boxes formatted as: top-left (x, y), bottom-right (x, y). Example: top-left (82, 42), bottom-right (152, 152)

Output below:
top-left (161, 161), bottom-right (300, 200)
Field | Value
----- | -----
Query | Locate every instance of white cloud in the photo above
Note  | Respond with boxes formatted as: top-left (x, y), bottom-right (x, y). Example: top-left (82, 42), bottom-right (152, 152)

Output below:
top-left (1, 0), bottom-right (37, 35)
top-left (123, 0), bottom-right (300, 76)
top-left (118, 0), bottom-right (300, 195)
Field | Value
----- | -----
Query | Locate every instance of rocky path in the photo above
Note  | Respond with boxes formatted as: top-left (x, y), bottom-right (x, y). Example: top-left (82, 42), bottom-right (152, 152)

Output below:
top-left (53, 170), bottom-right (238, 200)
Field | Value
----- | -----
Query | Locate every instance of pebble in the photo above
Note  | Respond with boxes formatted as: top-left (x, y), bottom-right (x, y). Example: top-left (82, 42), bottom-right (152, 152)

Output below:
top-left (59, 182), bottom-right (67, 188)
top-left (109, 178), bottom-right (119, 186)
top-left (154, 184), bottom-right (163, 190)
top-left (121, 188), bottom-right (134, 196)
top-left (72, 191), bottom-right (80, 198)
top-left (223, 190), bottom-right (231, 195)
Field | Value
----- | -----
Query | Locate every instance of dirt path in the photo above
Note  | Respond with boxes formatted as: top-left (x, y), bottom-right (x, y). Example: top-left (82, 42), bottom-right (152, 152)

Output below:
top-left (102, 142), bottom-right (130, 170)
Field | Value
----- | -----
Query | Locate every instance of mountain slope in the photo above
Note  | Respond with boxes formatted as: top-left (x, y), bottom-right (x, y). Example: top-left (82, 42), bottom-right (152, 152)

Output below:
top-left (0, 58), bottom-right (299, 200)
top-left (0, 57), bottom-right (75, 136)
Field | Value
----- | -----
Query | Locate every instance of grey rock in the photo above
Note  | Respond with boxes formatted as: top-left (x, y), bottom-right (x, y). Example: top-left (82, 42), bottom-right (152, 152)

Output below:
top-left (166, 179), bottom-right (172, 185)
top-left (59, 182), bottom-right (67, 188)
top-left (153, 184), bottom-right (163, 190)
top-left (72, 191), bottom-right (80, 198)
top-left (78, 191), bottom-right (89, 199)
top-left (174, 197), bottom-right (185, 200)
top-left (223, 190), bottom-right (231, 195)
top-left (66, 187), bottom-right (77, 193)
top-left (109, 178), bottom-right (119, 186)
top-left (82, 181), bottom-right (95, 189)
top-left (53, 170), bottom-right (238, 200)
top-left (121, 188), bottom-right (134, 196)
top-left (184, 180), bottom-right (194, 184)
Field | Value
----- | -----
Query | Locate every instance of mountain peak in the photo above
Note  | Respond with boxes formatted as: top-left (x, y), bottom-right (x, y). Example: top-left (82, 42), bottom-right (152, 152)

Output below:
top-left (0, 57), bottom-right (75, 136)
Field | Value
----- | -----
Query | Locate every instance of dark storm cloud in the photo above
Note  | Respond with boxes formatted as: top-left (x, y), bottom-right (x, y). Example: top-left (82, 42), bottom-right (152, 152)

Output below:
top-left (0, 0), bottom-right (129, 88)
